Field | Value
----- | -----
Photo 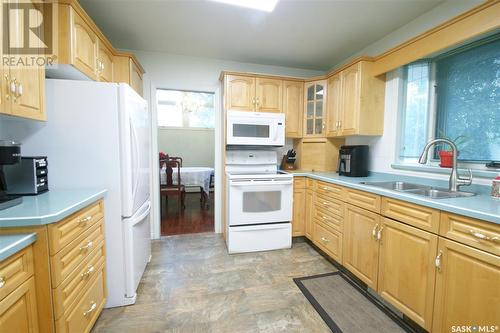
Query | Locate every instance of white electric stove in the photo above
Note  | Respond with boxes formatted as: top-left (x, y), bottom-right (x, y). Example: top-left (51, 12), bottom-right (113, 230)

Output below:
top-left (226, 150), bottom-right (293, 253)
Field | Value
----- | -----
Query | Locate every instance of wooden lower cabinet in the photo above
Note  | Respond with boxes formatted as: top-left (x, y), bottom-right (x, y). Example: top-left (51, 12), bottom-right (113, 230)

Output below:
top-left (292, 187), bottom-right (306, 236)
top-left (0, 276), bottom-right (39, 333)
top-left (377, 218), bottom-right (438, 331)
top-left (305, 188), bottom-right (315, 239)
top-left (432, 238), bottom-right (500, 333)
top-left (343, 203), bottom-right (380, 289)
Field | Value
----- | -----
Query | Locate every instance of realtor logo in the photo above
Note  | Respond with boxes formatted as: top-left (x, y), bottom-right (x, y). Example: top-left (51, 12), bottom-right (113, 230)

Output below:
top-left (2, 1), bottom-right (53, 55)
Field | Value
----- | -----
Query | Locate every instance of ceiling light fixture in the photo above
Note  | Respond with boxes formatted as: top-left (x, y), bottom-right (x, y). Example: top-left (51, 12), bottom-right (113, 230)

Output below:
top-left (210, 0), bottom-right (279, 12)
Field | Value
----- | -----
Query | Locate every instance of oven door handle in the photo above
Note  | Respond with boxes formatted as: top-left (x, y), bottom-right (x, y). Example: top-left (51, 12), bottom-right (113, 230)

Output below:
top-left (230, 180), bottom-right (293, 187)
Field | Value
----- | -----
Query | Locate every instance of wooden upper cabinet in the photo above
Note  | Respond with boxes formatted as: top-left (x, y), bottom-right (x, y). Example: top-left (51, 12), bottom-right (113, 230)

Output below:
top-left (283, 80), bottom-right (303, 137)
top-left (340, 63), bottom-right (360, 135)
top-left (256, 77), bottom-right (282, 112)
top-left (377, 218), bottom-right (438, 331)
top-left (326, 61), bottom-right (385, 137)
top-left (70, 8), bottom-right (99, 80)
top-left (343, 203), bottom-right (380, 289)
top-left (114, 53), bottom-right (145, 96)
top-left (326, 74), bottom-right (341, 137)
top-left (432, 238), bottom-right (500, 333)
top-left (97, 42), bottom-right (114, 82)
top-left (129, 59), bottom-right (144, 96)
top-left (225, 75), bottom-right (256, 111)
top-left (1, 0), bottom-right (45, 121)
top-left (304, 80), bottom-right (326, 137)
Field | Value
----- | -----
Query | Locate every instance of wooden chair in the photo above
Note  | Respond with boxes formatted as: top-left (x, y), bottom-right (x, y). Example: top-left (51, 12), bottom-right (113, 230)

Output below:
top-left (160, 158), bottom-right (186, 213)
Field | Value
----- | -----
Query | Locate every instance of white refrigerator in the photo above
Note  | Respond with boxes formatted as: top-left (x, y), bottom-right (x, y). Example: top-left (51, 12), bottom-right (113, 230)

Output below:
top-left (20, 79), bottom-right (152, 308)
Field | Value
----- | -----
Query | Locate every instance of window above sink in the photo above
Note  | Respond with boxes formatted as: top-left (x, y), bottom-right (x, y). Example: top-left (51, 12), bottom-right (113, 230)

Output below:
top-left (396, 34), bottom-right (500, 173)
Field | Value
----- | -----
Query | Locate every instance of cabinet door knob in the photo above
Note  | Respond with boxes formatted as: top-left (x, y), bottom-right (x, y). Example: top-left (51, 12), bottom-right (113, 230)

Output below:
top-left (377, 226), bottom-right (384, 241)
top-left (320, 237), bottom-right (329, 243)
top-left (372, 224), bottom-right (379, 240)
top-left (435, 251), bottom-right (443, 271)
top-left (0, 276), bottom-right (6, 288)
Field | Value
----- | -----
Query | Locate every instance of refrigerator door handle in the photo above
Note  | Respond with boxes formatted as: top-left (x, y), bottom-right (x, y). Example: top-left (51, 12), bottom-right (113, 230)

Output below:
top-left (129, 120), bottom-right (140, 201)
top-left (128, 201), bottom-right (151, 226)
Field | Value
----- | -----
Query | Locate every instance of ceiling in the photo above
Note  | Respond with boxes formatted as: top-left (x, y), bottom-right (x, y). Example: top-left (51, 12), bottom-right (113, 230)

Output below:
top-left (79, 0), bottom-right (446, 71)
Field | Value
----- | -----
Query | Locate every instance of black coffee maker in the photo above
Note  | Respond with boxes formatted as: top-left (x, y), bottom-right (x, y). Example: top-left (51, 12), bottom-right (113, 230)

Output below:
top-left (337, 145), bottom-right (369, 177)
top-left (0, 140), bottom-right (23, 210)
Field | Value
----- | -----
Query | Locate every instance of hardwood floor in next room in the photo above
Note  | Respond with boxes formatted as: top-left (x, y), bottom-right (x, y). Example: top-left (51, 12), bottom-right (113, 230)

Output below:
top-left (161, 192), bottom-right (214, 236)
top-left (91, 233), bottom-right (335, 332)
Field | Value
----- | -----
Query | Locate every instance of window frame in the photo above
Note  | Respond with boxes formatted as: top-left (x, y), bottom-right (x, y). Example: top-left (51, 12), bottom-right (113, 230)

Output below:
top-left (156, 88), bottom-right (215, 129)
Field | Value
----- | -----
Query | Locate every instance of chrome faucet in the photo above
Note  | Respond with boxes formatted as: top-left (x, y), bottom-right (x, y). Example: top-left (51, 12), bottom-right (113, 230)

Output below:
top-left (418, 138), bottom-right (472, 192)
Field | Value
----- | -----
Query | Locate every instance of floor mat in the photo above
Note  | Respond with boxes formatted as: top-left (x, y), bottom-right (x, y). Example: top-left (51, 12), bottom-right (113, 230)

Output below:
top-left (294, 272), bottom-right (410, 333)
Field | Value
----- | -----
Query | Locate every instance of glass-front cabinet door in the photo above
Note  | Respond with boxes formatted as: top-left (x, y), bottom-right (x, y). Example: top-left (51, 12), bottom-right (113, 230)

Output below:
top-left (304, 80), bottom-right (326, 136)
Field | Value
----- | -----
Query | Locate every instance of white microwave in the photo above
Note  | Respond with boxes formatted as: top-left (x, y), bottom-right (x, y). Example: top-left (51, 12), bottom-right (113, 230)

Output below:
top-left (226, 111), bottom-right (285, 146)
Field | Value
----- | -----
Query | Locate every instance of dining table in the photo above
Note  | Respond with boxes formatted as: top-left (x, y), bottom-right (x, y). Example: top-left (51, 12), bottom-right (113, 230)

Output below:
top-left (160, 166), bottom-right (214, 205)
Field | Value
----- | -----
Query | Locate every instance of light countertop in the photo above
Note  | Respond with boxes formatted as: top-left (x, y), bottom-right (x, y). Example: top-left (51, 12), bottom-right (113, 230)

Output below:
top-left (0, 233), bottom-right (37, 262)
top-left (289, 171), bottom-right (500, 225)
top-left (0, 189), bottom-right (107, 227)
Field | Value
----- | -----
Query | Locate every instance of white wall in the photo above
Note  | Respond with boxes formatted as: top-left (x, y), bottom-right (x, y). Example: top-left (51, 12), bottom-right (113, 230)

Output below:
top-left (133, 50), bottom-right (323, 238)
top-left (158, 128), bottom-right (215, 168)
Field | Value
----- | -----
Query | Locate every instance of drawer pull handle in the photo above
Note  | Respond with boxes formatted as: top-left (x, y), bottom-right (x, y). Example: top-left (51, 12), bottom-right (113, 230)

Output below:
top-left (83, 301), bottom-right (97, 316)
top-left (80, 240), bottom-right (94, 252)
top-left (322, 187), bottom-right (330, 191)
top-left (322, 202), bottom-right (330, 206)
top-left (78, 216), bottom-right (93, 224)
top-left (320, 237), bottom-right (329, 243)
top-left (322, 215), bottom-right (329, 220)
top-left (468, 230), bottom-right (499, 243)
top-left (0, 276), bottom-right (5, 288)
top-left (81, 266), bottom-right (95, 279)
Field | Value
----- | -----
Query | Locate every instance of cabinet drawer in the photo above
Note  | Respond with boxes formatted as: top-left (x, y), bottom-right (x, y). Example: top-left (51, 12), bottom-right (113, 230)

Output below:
top-left (0, 246), bottom-right (34, 301)
top-left (314, 222), bottom-right (342, 263)
top-left (345, 188), bottom-right (381, 213)
top-left (314, 207), bottom-right (343, 233)
top-left (48, 200), bottom-right (104, 255)
top-left (294, 177), bottom-right (306, 189)
top-left (440, 213), bottom-right (500, 256)
top-left (382, 197), bottom-right (439, 233)
top-left (315, 193), bottom-right (344, 217)
top-left (51, 220), bottom-right (105, 288)
top-left (316, 181), bottom-right (343, 200)
top-left (53, 243), bottom-right (106, 319)
top-left (55, 267), bottom-right (106, 333)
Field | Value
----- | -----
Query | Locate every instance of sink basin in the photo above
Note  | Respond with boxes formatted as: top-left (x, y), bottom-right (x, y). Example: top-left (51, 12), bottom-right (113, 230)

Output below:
top-left (360, 181), bottom-right (431, 191)
top-left (404, 188), bottom-right (476, 199)
top-left (360, 181), bottom-right (476, 199)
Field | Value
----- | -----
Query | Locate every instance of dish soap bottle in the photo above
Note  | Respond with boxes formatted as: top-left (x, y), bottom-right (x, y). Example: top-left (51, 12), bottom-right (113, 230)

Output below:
top-left (492, 175), bottom-right (500, 199)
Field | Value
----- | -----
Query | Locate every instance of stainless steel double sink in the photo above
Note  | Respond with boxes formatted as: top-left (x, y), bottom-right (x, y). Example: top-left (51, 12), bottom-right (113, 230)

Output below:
top-left (359, 181), bottom-right (476, 199)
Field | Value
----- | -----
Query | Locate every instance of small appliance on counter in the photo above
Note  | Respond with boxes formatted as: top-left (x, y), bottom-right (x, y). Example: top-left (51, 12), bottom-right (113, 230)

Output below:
top-left (492, 175), bottom-right (500, 199)
top-left (337, 145), bottom-right (369, 177)
top-left (0, 140), bottom-right (23, 210)
top-left (4, 156), bottom-right (48, 195)
top-left (280, 149), bottom-right (297, 170)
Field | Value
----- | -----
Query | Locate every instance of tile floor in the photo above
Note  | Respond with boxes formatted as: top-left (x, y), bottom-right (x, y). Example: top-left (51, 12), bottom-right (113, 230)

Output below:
top-left (92, 233), bottom-right (336, 332)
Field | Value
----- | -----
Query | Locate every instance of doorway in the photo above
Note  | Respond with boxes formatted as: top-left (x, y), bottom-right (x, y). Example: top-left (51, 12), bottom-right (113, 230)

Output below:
top-left (156, 89), bottom-right (216, 236)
